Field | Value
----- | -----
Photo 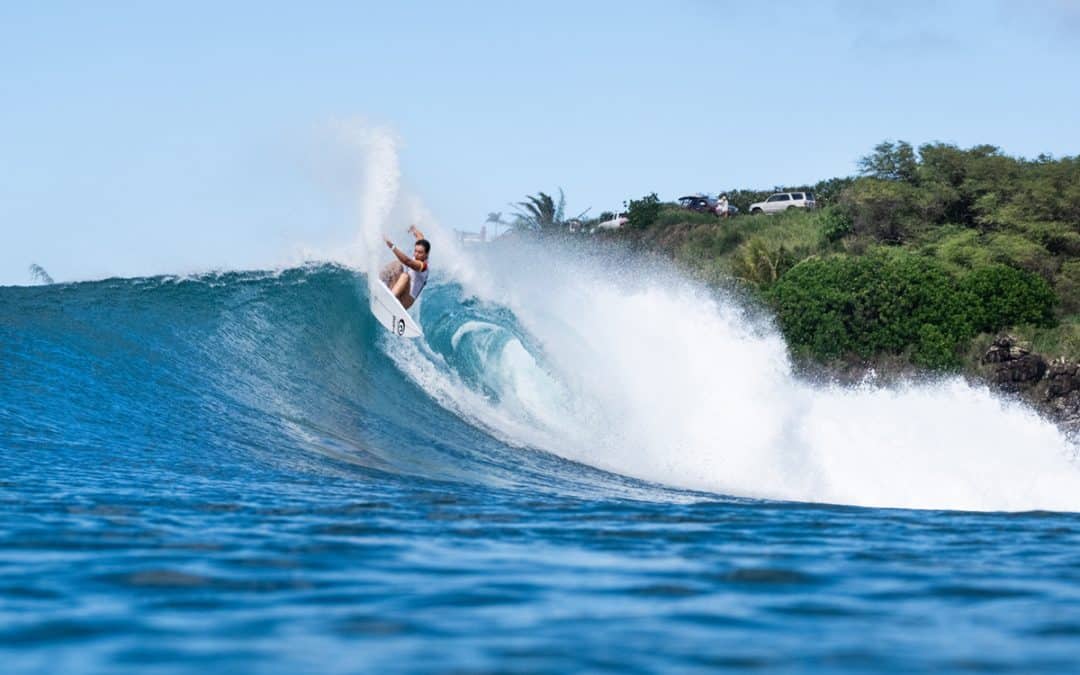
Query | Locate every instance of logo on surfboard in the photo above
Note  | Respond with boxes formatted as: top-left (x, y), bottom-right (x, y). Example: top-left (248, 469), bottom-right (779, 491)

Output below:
top-left (369, 280), bottom-right (423, 339)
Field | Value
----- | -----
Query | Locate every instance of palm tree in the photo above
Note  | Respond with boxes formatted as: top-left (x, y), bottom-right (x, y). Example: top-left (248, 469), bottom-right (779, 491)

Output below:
top-left (485, 211), bottom-right (506, 238)
top-left (503, 188), bottom-right (591, 235)
top-left (510, 190), bottom-right (562, 233)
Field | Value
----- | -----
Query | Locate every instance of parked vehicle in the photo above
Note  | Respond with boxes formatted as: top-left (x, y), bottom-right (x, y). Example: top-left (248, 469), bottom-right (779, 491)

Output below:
top-left (678, 194), bottom-right (741, 217)
top-left (677, 195), bottom-right (715, 213)
top-left (749, 192), bottom-right (816, 215)
top-left (596, 213), bottom-right (629, 230)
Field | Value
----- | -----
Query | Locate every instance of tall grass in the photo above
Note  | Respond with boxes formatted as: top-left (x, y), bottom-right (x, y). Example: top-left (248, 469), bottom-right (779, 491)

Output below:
top-left (666, 208), bottom-right (825, 276)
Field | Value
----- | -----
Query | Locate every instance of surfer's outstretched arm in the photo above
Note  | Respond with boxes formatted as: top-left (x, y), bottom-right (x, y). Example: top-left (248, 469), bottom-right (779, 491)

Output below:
top-left (408, 224), bottom-right (426, 241)
top-left (384, 236), bottom-right (425, 272)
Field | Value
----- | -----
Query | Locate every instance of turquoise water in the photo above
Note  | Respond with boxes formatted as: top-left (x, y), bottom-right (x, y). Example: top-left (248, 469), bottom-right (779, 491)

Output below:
top-left (2, 265), bottom-right (1079, 673)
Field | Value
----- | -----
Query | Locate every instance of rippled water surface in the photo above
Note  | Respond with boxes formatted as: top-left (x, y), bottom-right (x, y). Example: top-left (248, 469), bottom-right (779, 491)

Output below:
top-left (3, 266), bottom-right (1079, 673)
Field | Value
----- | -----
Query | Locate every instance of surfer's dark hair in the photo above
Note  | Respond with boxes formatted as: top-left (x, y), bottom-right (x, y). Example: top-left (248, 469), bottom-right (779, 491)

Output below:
top-left (416, 239), bottom-right (431, 253)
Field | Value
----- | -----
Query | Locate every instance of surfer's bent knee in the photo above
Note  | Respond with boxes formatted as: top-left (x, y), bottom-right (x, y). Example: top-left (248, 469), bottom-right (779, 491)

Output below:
top-left (390, 272), bottom-right (411, 302)
top-left (380, 261), bottom-right (405, 288)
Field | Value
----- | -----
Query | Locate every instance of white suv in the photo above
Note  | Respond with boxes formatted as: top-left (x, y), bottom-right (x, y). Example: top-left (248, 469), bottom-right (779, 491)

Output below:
top-left (749, 192), bottom-right (816, 214)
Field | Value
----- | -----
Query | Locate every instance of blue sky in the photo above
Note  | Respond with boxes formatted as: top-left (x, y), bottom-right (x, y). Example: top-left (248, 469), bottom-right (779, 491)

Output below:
top-left (3, 1), bottom-right (1079, 284)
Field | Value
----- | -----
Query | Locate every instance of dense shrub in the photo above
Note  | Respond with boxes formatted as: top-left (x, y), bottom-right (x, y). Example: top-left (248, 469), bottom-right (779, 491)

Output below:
top-left (767, 251), bottom-right (1060, 368)
top-left (929, 228), bottom-right (1057, 278)
top-left (1038, 226), bottom-right (1080, 257)
top-left (625, 193), bottom-right (661, 229)
top-left (1006, 156), bottom-right (1080, 223)
top-left (811, 177), bottom-right (856, 206)
top-left (817, 207), bottom-right (853, 245)
top-left (839, 179), bottom-right (924, 244)
top-left (961, 264), bottom-right (1056, 333)
top-left (767, 252), bottom-right (973, 366)
top-left (1055, 261), bottom-right (1080, 314)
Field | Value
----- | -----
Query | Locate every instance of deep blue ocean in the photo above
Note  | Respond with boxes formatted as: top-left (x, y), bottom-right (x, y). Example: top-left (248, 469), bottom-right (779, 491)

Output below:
top-left (3, 264), bottom-right (1080, 673)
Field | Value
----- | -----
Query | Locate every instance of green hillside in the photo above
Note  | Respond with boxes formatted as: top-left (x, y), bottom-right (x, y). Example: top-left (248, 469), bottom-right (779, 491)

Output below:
top-left (610, 141), bottom-right (1080, 370)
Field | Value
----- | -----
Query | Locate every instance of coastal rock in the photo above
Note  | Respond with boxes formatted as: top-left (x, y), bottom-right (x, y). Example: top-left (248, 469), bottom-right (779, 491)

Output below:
top-left (983, 335), bottom-right (1046, 391)
top-left (1046, 358), bottom-right (1080, 398)
top-left (991, 355), bottom-right (1048, 391)
top-left (981, 335), bottom-right (1030, 364)
top-left (980, 337), bottom-right (1080, 433)
top-left (1045, 389), bottom-right (1080, 434)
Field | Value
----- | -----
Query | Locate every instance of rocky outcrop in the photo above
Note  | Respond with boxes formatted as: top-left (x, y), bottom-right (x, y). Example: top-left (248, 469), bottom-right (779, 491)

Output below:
top-left (982, 336), bottom-right (1047, 392)
top-left (1044, 359), bottom-right (1080, 431)
top-left (1047, 359), bottom-right (1080, 397)
top-left (982, 335), bottom-right (1080, 434)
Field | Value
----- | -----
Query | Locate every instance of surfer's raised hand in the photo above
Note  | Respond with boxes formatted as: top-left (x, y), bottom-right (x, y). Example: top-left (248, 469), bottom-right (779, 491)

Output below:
top-left (409, 224), bottom-right (426, 240)
top-left (384, 235), bottom-right (394, 249)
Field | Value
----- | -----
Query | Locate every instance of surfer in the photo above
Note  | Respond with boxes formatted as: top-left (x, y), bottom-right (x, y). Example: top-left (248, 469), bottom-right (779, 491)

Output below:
top-left (381, 225), bottom-right (431, 310)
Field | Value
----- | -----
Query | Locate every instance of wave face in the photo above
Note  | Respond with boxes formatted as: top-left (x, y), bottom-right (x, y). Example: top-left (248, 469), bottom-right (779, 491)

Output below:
top-left (5, 261), bottom-right (1080, 672)
top-left (4, 258), bottom-right (1079, 513)
top-left (0, 266), bottom-right (611, 496)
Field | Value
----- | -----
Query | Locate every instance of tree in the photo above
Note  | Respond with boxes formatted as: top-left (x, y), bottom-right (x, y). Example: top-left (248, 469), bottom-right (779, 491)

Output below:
top-left (839, 178), bottom-right (922, 244)
top-left (485, 211), bottom-right (506, 238)
top-left (858, 140), bottom-right (918, 183)
top-left (509, 188), bottom-right (588, 234)
top-left (811, 176), bottom-right (855, 205)
top-left (624, 193), bottom-right (662, 229)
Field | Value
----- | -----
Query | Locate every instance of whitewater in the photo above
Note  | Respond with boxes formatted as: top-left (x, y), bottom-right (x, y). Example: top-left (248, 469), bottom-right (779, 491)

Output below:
top-left (394, 239), bottom-right (1080, 513)
top-left (331, 120), bottom-right (1080, 513)
top-left (3, 133), bottom-right (1080, 671)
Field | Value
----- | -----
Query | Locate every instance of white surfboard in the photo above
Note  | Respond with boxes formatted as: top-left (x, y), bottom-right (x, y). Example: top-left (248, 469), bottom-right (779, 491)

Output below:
top-left (368, 279), bottom-right (424, 339)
